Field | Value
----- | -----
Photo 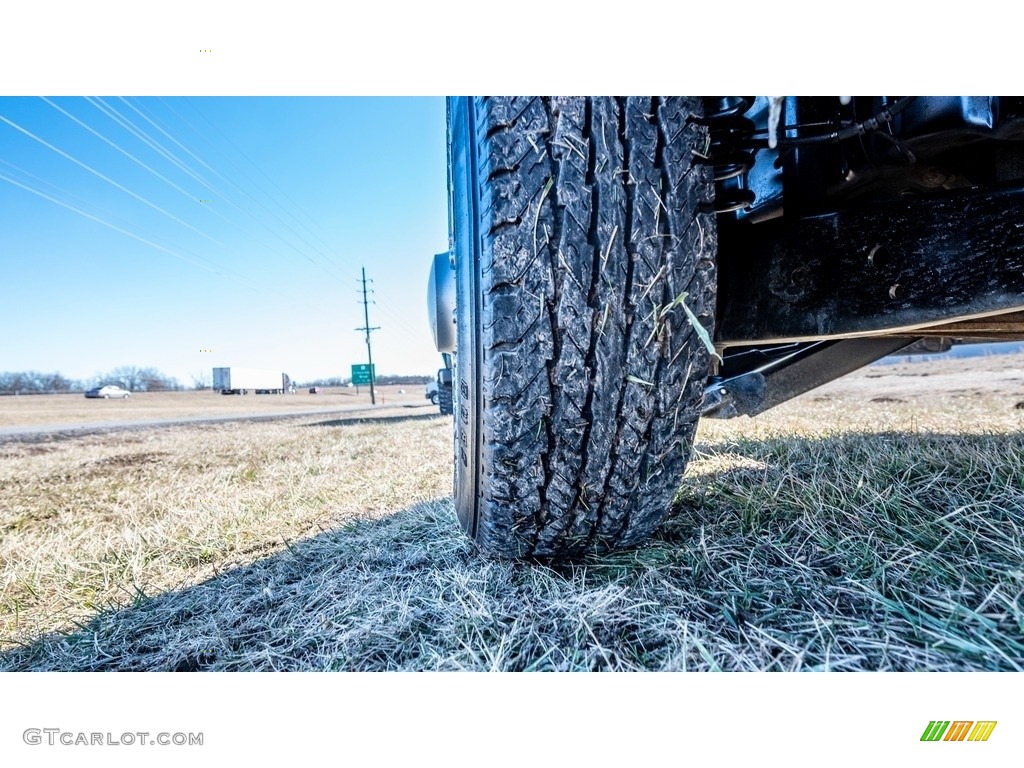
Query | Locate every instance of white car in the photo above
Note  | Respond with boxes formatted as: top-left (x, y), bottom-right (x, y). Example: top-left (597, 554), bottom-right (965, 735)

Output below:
top-left (85, 385), bottom-right (131, 399)
top-left (425, 381), bottom-right (439, 405)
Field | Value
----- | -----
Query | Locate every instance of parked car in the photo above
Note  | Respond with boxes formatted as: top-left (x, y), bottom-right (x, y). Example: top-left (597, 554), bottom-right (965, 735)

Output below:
top-left (85, 385), bottom-right (130, 399)
top-left (425, 381), bottom-right (439, 405)
top-left (309, 387), bottom-right (321, 394)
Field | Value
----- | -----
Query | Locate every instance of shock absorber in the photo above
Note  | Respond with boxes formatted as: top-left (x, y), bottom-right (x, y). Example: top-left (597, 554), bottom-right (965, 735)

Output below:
top-left (695, 97), bottom-right (757, 213)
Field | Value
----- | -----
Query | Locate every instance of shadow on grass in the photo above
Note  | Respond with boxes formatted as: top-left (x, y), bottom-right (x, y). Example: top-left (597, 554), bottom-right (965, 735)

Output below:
top-left (2, 430), bottom-right (1021, 672)
top-left (302, 411), bottom-right (448, 429)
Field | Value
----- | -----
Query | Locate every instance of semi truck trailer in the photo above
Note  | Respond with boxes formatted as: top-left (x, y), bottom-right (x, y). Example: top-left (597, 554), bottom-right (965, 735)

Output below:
top-left (212, 367), bottom-right (289, 395)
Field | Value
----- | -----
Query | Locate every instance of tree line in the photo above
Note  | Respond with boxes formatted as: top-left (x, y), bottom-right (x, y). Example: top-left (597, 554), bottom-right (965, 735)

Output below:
top-left (0, 368), bottom-right (434, 394)
top-left (298, 374), bottom-right (433, 387)
top-left (0, 367), bottom-right (183, 395)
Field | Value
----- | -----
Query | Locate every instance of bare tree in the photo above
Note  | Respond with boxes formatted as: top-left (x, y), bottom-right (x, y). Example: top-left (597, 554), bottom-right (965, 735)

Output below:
top-left (42, 372), bottom-right (74, 392)
top-left (105, 366), bottom-right (144, 391)
top-left (100, 366), bottom-right (181, 392)
top-left (139, 368), bottom-right (180, 391)
top-left (0, 370), bottom-right (81, 394)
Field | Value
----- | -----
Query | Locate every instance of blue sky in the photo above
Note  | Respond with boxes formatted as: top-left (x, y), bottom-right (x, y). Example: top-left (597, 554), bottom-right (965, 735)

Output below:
top-left (0, 97), bottom-right (449, 385)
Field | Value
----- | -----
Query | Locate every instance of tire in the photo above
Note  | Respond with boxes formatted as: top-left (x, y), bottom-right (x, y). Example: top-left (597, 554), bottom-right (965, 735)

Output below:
top-left (450, 97), bottom-right (717, 558)
top-left (430, 392), bottom-right (440, 406)
top-left (438, 383), bottom-right (454, 416)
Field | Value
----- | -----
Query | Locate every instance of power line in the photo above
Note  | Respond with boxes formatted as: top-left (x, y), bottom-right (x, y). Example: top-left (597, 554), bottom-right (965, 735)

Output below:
top-left (177, 98), bottom-right (341, 265)
top-left (73, 97), bottom-right (433, 337)
top-left (3, 99), bottom-right (434, 369)
top-left (123, 97), bottom-right (333, 263)
top-left (0, 160), bottom-right (342, 312)
top-left (85, 96), bottom-right (348, 282)
top-left (110, 97), bottom-right (353, 286)
top-left (0, 169), bottom-right (257, 289)
top-left (0, 112), bottom-right (231, 250)
top-left (88, 97), bottom-right (215, 193)
top-left (40, 97), bottom-right (249, 236)
top-left (135, 97), bottom-right (344, 274)
top-left (41, 97), bottom-right (199, 208)
top-left (0, 106), bottom-right (338, 306)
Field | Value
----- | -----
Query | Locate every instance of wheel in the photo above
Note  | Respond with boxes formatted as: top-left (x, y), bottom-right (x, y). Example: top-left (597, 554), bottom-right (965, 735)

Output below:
top-left (450, 97), bottom-right (717, 558)
top-left (103, 394), bottom-right (109, 399)
top-left (437, 382), bottom-right (453, 416)
top-left (431, 392), bottom-right (440, 406)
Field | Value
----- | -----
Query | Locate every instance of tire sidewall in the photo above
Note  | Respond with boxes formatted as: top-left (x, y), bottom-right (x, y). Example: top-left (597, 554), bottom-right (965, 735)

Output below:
top-left (449, 97), bottom-right (483, 540)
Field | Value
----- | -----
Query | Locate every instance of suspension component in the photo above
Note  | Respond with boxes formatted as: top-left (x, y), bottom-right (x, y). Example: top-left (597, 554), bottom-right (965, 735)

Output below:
top-left (696, 97), bottom-right (758, 213)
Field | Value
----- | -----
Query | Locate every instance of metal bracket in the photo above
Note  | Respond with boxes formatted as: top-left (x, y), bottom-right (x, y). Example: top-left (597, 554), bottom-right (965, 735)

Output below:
top-left (704, 337), bottom-right (918, 418)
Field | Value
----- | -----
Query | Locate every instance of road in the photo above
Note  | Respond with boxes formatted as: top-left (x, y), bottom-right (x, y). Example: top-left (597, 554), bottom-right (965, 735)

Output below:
top-left (0, 401), bottom-right (438, 442)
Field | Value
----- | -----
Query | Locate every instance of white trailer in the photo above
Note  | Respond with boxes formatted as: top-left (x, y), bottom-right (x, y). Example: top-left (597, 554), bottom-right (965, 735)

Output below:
top-left (213, 367), bottom-right (288, 395)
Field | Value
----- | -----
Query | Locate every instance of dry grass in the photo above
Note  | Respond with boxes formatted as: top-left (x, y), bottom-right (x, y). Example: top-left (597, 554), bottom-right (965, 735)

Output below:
top-left (0, 410), bottom-right (451, 659)
top-left (0, 385), bottom-right (430, 428)
top-left (1, 357), bottom-right (1022, 670)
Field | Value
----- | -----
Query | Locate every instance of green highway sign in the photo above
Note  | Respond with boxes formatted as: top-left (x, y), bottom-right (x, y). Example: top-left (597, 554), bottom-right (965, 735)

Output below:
top-left (351, 363), bottom-right (375, 386)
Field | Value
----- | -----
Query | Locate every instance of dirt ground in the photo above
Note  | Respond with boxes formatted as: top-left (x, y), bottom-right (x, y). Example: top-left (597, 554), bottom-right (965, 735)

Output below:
top-left (0, 384), bottom-right (436, 429)
top-left (2, 354), bottom-right (1023, 432)
top-left (825, 352), bottom-right (1024, 401)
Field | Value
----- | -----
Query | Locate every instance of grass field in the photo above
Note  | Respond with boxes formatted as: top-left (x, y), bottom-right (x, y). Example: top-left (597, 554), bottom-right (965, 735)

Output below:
top-left (1, 356), bottom-right (1022, 670)
top-left (0, 385), bottom-right (431, 429)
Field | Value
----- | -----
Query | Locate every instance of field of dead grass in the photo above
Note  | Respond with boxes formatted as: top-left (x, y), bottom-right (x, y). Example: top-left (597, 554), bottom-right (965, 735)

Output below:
top-left (0, 385), bottom-right (430, 429)
top-left (1, 355), bottom-right (1022, 670)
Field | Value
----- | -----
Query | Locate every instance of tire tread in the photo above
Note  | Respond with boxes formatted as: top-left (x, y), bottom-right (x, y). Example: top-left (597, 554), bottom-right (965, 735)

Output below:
top-left (460, 96), bottom-right (717, 558)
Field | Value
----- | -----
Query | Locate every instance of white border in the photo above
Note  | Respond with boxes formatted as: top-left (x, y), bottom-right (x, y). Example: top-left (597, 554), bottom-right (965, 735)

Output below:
top-left (2, 2), bottom-right (1017, 95)
top-left (2, 5), bottom-right (1019, 768)
top-left (1, 673), bottom-right (1019, 767)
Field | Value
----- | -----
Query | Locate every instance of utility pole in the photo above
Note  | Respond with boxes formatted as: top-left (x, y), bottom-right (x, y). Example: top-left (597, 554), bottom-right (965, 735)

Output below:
top-left (356, 266), bottom-right (380, 404)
